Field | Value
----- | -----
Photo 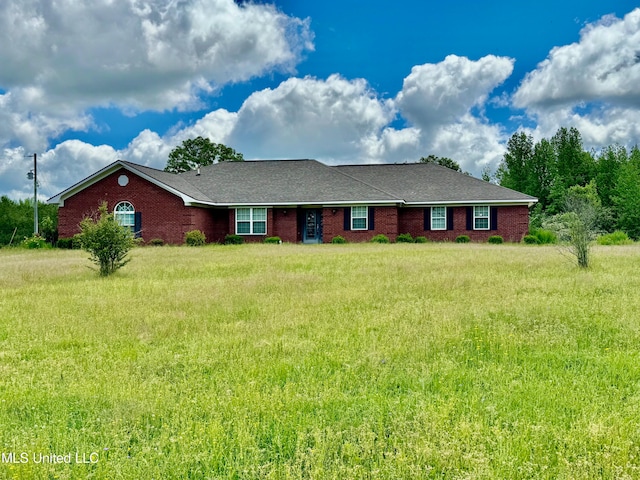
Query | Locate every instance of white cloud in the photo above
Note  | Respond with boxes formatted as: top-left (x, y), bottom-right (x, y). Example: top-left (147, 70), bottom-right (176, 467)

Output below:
top-left (395, 55), bottom-right (514, 128)
top-left (513, 8), bottom-right (640, 149)
top-left (514, 9), bottom-right (640, 109)
top-left (391, 55), bottom-right (514, 173)
top-left (0, 0), bottom-right (313, 112)
top-left (228, 74), bottom-right (396, 160)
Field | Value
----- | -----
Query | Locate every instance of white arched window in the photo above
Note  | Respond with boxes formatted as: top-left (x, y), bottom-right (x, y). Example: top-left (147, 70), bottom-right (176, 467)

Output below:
top-left (114, 201), bottom-right (135, 232)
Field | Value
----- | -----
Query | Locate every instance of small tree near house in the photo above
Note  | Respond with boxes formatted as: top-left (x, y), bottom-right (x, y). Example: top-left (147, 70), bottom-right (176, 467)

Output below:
top-left (77, 202), bottom-right (134, 276)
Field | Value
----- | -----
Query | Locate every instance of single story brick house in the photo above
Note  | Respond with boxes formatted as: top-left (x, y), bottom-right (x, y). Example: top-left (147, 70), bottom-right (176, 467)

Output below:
top-left (48, 159), bottom-right (537, 244)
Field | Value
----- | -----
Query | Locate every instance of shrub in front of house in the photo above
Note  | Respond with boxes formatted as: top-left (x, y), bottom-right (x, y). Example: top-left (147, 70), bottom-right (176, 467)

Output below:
top-left (184, 230), bottom-right (206, 246)
top-left (56, 237), bottom-right (74, 249)
top-left (396, 233), bottom-right (414, 243)
top-left (370, 234), bottom-right (390, 244)
top-left (77, 202), bottom-right (134, 276)
top-left (530, 228), bottom-right (557, 244)
top-left (523, 234), bottom-right (540, 245)
top-left (414, 236), bottom-right (428, 243)
top-left (331, 235), bottom-right (347, 244)
top-left (488, 235), bottom-right (504, 244)
top-left (597, 231), bottom-right (633, 245)
top-left (149, 238), bottom-right (165, 246)
top-left (224, 234), bottom-right (244, 245)
top-left (264, 236), bottom-right (281, 244)
top-left (455, 235), bottom-right (470, 243)
top-left (22, 234), bottom-right (50, 249)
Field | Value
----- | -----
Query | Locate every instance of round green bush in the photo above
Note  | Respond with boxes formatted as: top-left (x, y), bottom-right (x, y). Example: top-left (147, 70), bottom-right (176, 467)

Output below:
top-left (523, 234), bottom-right (540, 244)
top-left (264, 236), bottom-right (282, 244)
top-left (56, 237), bottom-right (74, 249)
top-left (455, 235), bottom-right (470, 243)
top-left (597, 231), bottom-right (632, 245)
top-left (22, 234), bottom-right (49, 249)
top-left (224, 234), bottom-right (244, 245)
top-left (331, 235), bottom-right (347, 244)
top-left (149, 238), bottom-right (165, 246)
top-left (414, 236), bottom-right (428, 243)
top-left (488, 235), bottom-right (503, 244)
top-left (530, 228), bottom-right (557, 244)
top-left (370, 234), bottom-right (390, 244)
top-left (396, 233), bottom-right (414, 243)
top-left (184, 229), bottom-right (206, 246)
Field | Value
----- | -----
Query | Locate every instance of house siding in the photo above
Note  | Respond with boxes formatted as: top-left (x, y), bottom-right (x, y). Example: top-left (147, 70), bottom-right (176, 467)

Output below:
top-left (398, 205), bottom-right (530, 242)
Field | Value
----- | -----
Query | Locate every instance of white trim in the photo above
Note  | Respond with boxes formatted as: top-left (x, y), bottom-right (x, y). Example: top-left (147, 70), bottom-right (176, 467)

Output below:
top-left (405, 199), bottom-right (537, 206)
top-left (431, 206), bottom-right (446, 230)
top-left (351, 205), bottom-right (368, 230)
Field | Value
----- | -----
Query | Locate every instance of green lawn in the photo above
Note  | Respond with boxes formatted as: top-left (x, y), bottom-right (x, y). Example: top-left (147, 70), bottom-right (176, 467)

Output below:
top-left (1, 243), bottom-right (640, 479)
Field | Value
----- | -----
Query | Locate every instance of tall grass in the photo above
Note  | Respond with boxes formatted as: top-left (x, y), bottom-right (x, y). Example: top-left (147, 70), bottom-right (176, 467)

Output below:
top-left (1, 244), bottom-right (640, 479)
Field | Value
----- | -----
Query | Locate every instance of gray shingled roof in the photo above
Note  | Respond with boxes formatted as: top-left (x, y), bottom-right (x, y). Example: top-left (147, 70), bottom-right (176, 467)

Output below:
top-left (50, 159), bottom-right (537, 206)
top-left (336, 163), bottom-right (537, 204)
top-left (121, 161), bottom-right (212, 203)
top-left (176, 159), bottom-right (401, 204)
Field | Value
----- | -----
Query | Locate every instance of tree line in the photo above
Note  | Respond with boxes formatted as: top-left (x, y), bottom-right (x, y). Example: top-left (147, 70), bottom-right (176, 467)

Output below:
top-left (496, 127), bottom-right (640, 239)
top-left (0, 197), bottom-right (57, 246)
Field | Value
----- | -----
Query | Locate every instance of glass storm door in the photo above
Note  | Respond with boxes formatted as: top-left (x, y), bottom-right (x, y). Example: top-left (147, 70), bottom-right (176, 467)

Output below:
top-left (303, 209), bottom-right (323, 243)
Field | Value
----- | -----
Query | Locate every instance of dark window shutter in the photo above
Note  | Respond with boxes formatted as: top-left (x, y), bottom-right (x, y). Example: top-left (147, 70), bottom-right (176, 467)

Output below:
top-left (447, 207), bottom-right (454, 231)
top-left (424, 207), bottom-right (431, 231)
top-left (134, 212), bottom-right (142, 238)
top-left (368, 207), bottom-right (375, 230)
top-left (490, 207), bottom-right (498, 231)
top-left (343, 207), bottom-right (351, 231)
top-left (297, 208), bottom-right (304, 239)
top-left (466, 207), bottom-right (473, 230)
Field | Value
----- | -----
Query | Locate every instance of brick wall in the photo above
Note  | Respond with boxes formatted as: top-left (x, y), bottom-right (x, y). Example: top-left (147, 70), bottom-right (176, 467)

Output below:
top-left (58, 170), bottom-right (531, 245)
top-left (57, 168), bottom-right (223, 244)
top-left (322, 206), bottom-right (398, 242)
top-left (398, 205), bottom-right (530, 242)
top-left (272, 208), bottom-right (299, 243)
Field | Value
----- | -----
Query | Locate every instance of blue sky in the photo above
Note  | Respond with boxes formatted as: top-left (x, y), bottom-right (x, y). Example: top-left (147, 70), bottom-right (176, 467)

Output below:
top-left (1, 0), bottom-right (639, 200)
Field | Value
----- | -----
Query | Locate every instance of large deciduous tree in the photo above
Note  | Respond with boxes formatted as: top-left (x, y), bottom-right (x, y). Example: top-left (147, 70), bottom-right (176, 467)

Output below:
top-left (419, 155), bottom-right (462, 172)
top-left (496, 131), bottom-right (534, 193)
top-left (613, 146), bottom-right (640, 239)
top-left (165, 137), bottom-right (243, 173)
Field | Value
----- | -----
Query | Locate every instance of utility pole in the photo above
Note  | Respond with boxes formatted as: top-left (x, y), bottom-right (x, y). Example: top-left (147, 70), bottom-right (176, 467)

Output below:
top-left (26, 153), bottom-right (38, 235)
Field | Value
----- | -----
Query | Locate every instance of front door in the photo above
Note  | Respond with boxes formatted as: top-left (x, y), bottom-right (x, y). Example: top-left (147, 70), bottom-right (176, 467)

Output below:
top-left (302, 209), bottom-right (323, 243)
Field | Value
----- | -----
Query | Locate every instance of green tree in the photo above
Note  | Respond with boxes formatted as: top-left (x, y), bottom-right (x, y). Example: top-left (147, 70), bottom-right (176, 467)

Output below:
top-left (164, 137), bottom-right (243, 173)
top-left (613, 146), bottom-right (640, 239)
top-left (595, 145), bottom-right (627, 209)
top-left (496, 131), bottom-right (534, 193)
top-left (77, 202), bottom-right (134, 276)
top-left (0, 197), bottom-right (58, 246)
top-left (419, 155), bottom-right (461, 171)
top-left (551, 127), bottom-right (595, 189)
top-left (544, 182), bottom-right (602, 269)
top-left (529, 138), bottom-right (556, 209)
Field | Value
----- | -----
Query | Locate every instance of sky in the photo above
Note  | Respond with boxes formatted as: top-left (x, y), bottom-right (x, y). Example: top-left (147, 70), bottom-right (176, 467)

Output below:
top-left (1, 0), bottom-right (640, 201)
